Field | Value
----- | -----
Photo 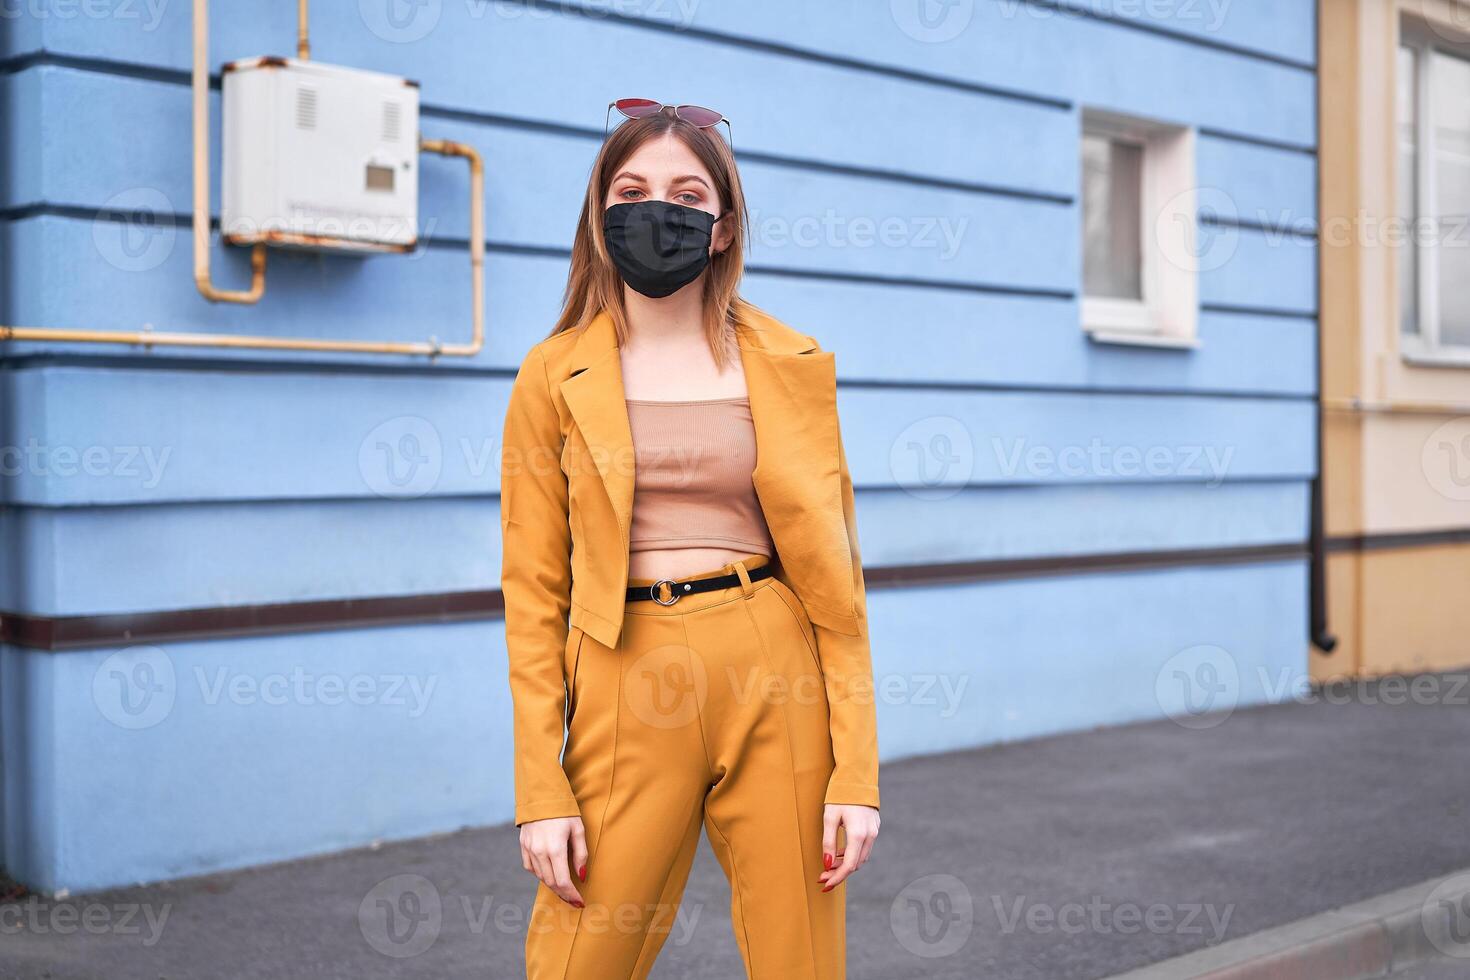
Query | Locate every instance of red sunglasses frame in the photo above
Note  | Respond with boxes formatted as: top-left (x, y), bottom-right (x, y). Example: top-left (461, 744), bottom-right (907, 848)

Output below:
top-left (603, 98), bottom-right (733, 146)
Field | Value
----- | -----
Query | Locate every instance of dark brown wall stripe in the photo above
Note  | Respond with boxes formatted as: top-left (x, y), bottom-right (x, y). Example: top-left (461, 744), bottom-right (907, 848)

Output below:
top-left (1, 591), bottom-right (503, 652)
top-left (5, 532), bottom-right (1456, 651)
top-left (865, 542), bottom-right (1306, 588)
top-left (1326, 527), bottom-right (1470, 554)
top-left (0, 536), bottom-right (1405, 653)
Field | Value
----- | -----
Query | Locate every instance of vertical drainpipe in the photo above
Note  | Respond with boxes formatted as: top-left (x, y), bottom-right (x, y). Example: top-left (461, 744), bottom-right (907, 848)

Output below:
top-left (1311, 0), bottom-right (1337, 655)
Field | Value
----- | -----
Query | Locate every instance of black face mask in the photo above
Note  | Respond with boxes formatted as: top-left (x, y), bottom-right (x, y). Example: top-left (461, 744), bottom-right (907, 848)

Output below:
top-left (602, 201), bottom-right (721, 299)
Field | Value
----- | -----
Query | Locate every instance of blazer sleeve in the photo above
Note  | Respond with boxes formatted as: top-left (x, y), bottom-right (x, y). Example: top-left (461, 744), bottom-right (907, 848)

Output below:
top-left (816, 409), bottom-right (882, 810)
top-left (500, 345), bottom-right (581, 826)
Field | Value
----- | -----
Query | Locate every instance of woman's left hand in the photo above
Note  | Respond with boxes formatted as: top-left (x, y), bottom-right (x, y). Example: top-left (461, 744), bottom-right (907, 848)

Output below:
top-left (819, 804), bottom-right (880, 892)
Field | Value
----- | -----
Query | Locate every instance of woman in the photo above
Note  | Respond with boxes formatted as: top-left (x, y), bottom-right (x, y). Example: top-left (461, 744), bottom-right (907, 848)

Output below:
top-left (501, 100), bottom-right (880, 980)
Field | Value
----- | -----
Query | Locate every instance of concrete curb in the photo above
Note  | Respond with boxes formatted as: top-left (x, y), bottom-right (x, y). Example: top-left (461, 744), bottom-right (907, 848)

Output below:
top-left (1105, 869), bottom-right (1470, 980)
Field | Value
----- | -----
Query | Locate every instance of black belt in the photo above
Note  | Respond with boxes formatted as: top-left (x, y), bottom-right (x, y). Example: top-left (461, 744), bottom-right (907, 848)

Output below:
top-left (626, 564), bottom-right (774, 605)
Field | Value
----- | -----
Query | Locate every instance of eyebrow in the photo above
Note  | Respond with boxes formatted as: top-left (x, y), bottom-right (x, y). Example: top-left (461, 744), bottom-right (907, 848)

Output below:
top-left (611, 171), bottom-right (710, 191)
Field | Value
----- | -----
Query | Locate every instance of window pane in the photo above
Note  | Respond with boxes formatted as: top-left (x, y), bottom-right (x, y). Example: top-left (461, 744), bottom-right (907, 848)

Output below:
top-left (1398, 44), bottom-right (1419, 336)
top-left (1082, 133), bottom-right (1144, 300)
top-left (1432, 49), bottom-right (1470, 347)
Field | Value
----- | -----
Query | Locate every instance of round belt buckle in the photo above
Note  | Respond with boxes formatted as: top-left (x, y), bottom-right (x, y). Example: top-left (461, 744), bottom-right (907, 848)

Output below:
top-left (650, 579), bottom-right (681, 606)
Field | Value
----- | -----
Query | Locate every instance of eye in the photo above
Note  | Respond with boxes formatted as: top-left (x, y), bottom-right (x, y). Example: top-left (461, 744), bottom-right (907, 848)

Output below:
top-left (676, 191), bottom-right (701, 205)
top-left (619, 187), bottom-right (646, 201)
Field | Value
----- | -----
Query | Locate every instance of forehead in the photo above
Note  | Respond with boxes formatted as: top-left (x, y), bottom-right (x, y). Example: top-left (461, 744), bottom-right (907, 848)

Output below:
top-left (616, 133), bottom-right (714, 184)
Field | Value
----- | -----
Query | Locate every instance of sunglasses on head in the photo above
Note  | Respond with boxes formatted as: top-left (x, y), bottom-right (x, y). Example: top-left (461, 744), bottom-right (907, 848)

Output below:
top-left (604, 98), bottom-right (733, 145)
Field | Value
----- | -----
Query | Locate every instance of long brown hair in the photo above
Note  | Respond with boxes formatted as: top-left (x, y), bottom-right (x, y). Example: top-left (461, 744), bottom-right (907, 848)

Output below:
top-left (550, 110), bottom-right (759, 367)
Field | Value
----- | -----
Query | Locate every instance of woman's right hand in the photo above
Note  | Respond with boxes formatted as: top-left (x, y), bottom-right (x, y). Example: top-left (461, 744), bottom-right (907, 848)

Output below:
top-left (519, 816), bottom-right (588, 907)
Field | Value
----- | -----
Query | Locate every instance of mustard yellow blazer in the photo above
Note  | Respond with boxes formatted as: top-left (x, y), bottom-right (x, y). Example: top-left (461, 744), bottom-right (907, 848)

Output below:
top-left (500, 308), bottom-right (880, 825)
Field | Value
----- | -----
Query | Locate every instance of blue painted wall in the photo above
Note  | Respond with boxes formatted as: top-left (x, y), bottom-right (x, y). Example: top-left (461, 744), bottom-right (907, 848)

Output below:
top-left (0, 0), bottom-right (1318, 892)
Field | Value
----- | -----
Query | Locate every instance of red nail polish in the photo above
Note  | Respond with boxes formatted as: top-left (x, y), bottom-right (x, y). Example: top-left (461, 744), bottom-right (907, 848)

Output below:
top-left (823, 853), bottom-right (833, 870)
top-left (579, 865), bottom-right (587, 881)
top-left (821, 885), bottom-right (833, 893)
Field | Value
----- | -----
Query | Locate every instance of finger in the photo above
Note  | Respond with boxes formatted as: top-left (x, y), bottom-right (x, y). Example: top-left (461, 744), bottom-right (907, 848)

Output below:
top-left (823, 837), bottom-right (865, 891)
top-left (551, 843), bottom-right (584, 907)
top-left (531, 848), bottom-right (555, 890)
top-left (520, 840), bottom-right (533, 874)
top-left (818, 850), bottom-right (846, 885)
top-left (570, 821), bottom-right (589, 883)
top-left (857, 833), bottom-right (876, 868)
top-left (822, 809), bottom-right (841, 872)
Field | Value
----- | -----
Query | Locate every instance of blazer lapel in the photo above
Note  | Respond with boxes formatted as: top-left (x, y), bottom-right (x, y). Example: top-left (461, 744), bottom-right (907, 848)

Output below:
top-left (737, 316), bottom-right (856, 628)
top-left (559, 312), bottom-right (635, 546)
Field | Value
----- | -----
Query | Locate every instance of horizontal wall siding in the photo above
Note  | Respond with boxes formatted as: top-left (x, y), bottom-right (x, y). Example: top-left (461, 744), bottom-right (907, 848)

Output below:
top-left (4, 65), bottom-right (1317, 307)
top-left (0, 363), bottom-right (1313, 506)
top-left (7, 557), bottom-right (1306, 893)
top-left (2, 625), bottom-right (511, 892)
top-left (4, 65), bottom-right (1318, 221)
top-left (2, 1), bottom-right (1316, 144)
top-left (6, 211), bottom-right (1319, 395)
top-left (0, 481), bottom-right (1308, 616)
top-left (1, 0), bottom-right (1319, 889)
top-left (600, 0), bottom-right (1319, 71)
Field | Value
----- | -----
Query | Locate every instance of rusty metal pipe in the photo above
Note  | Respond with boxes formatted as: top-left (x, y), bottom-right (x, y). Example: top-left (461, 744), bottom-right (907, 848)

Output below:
top-left (194, 0), bottom-right (267, 304)
top-left (420, 137), bottom-right (486, 357)
top-left (2, 0), bottom-right (485, 358)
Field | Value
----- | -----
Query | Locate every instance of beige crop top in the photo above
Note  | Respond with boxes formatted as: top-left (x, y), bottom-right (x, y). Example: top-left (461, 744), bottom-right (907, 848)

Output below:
top-left (625, 397), bottom-right (775, 556)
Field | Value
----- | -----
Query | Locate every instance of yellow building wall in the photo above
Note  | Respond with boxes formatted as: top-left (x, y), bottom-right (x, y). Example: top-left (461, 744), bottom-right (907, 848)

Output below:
top-left (1315, 0), bottom-right (1470, 680)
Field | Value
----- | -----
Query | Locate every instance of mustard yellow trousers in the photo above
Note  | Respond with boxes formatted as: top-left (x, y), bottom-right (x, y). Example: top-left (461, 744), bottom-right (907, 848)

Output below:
top-left (525, 556), bottom-right (844, 979)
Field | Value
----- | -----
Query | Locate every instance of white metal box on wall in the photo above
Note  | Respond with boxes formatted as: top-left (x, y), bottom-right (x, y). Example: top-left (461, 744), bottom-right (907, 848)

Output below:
top-left (220, 57), bottom-right (420, 253)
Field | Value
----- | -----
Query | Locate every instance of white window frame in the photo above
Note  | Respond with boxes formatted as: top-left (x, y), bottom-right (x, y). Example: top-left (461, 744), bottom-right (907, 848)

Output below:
top-left (1399, 19), bottom-right (1470, 366)
top-left (1080, 110), bottom-right (1200, 350)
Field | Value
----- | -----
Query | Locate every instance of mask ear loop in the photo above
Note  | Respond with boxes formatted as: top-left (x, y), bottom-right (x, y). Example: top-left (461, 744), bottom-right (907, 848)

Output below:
top-left (710, 209), bottom-right (734, 256)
